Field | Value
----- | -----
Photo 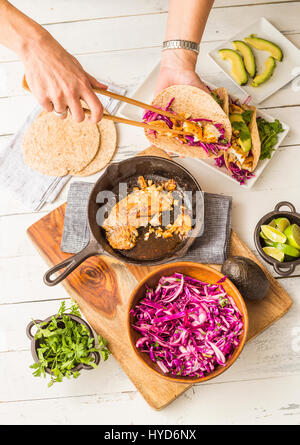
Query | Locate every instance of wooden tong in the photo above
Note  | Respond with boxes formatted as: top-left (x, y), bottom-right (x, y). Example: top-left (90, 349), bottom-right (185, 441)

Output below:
top-left (22, 76), bottom-right (191, 137)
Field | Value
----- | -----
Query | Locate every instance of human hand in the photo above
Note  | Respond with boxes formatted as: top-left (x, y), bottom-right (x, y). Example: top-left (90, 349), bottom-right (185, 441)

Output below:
top-left (21, 29), bottom-right (106, 123)
top-left (155, 49), bottom-right (210, 96)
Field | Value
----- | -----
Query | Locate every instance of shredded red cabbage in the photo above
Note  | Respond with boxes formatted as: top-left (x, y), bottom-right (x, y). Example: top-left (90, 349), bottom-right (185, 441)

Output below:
top-left (143, 97), bottom-right (230, 156)
top-left (214, 156), bottom-right (255, 185)
top-left (214, 154), bottom-right (226, 168)
top-left (130, 273), bottom-right (244, 378)
top-left (228, 162), bottom-right (255, 185)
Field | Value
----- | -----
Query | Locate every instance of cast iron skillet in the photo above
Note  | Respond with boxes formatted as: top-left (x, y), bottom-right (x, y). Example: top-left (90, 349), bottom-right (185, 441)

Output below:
top-left (44, 156), bottom-right (204, 286)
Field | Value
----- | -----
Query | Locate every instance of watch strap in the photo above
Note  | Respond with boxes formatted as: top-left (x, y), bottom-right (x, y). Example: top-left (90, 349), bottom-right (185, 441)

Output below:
top-left (162, 40), bottom-right (199, 54)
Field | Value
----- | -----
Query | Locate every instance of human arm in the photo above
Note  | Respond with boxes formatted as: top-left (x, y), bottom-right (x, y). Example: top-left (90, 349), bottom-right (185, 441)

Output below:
top-left (155, 0), bottom-right (214, 95)
top-left (0, 0), bottom-right (105, 122)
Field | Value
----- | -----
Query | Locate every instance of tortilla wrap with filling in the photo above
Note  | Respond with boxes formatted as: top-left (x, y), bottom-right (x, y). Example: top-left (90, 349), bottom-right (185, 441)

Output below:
top-left (212, 87), bottom-right (229, 115)
top-left (145, 85), bottom-right (232, 159)
top-left (224, 104), bottom-right (261, 173)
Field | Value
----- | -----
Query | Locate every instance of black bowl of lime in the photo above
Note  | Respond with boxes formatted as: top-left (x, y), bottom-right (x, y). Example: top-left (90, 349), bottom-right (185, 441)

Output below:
top-left (254, 201), bottom-right (300, 276)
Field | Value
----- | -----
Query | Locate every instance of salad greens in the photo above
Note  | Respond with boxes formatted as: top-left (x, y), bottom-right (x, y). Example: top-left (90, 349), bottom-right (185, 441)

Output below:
top-left (30, 301), bottom-right (110, 387)
top-left (257, 117), bottom-right (284, 160)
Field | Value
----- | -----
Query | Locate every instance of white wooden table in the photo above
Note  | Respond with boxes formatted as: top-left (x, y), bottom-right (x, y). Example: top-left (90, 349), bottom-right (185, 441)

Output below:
top-left (0, 0), bottom-right (300, 425)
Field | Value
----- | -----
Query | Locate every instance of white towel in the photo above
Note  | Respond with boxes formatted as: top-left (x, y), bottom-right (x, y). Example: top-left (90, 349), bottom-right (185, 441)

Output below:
top-left (0, 82), bottom-right (126, 211)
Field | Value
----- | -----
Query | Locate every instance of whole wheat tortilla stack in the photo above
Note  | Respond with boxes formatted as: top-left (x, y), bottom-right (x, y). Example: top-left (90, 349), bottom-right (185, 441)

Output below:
top-left (22, 111), bottom-right (99, 176)
top-left (145, 85), bottom-right (232, 159)
top-left (71, 118), bottom-right (117, 176)
top-left (224, 105), bottom-right (261, 172)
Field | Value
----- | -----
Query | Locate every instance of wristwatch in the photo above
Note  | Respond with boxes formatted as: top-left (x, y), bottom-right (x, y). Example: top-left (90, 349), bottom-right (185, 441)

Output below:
top-left (162, 40), bottom-right (199, 54)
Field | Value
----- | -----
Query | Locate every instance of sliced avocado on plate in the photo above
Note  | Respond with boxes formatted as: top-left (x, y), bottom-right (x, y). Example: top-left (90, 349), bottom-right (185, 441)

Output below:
top-left (233, 40), bottom-right (256, 77)
top-left (244, 35), bottom-right (283, 61)
top-left (218, 49), bottom-right (248, 85)
top-left (251, 56), bottom-right (276, 87)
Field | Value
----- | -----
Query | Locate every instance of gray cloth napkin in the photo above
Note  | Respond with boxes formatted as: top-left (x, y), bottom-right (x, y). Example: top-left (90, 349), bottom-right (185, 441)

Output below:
top-left (61, 181), bottom-right (232, 264)
top-left (0, 82), bottom-right (126, 211)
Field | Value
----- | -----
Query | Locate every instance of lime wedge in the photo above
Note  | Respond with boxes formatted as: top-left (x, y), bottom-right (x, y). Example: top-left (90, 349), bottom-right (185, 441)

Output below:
top-left (261, 225), bottom-right (287, 243)
top-left (284, 224), bottom-right (300, 249)
top-left (269, 219), bottom-right (277, 228)
top-left (264, 239), bottom-right (275, 247)
top-left (273, 242), bottom-right (300, 258)
top-left (260, 231), bottom-right (268, 240)
top-left (263, 247), bottom-right (284, 262)
top-left (275, 217), bottom-right (290, 232)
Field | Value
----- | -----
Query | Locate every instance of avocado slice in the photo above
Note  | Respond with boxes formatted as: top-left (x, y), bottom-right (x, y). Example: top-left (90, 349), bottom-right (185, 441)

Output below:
top-left (229, 113), bottom-right (244, 124)
top-left (251, 56), bottom-right (276, 87)
top-left (221, 256), bottom-right (270, 301)
top-left (244, 35), bottom-right (283, 61)
top-left (218, 49), bottom-right (248, 85)
top-left (229, 113), bottom-right (252, 152)
top-left (233, 40), bottom-right (256, 77)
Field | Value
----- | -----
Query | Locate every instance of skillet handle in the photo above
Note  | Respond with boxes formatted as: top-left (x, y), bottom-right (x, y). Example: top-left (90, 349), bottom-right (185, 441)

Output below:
top-left (43, 241), bottom-right (99, 286)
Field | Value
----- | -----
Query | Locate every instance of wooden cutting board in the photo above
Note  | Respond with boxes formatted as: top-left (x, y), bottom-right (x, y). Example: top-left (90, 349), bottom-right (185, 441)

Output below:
top-left (26, 144), bottom-right (292, 410)
top-left (27, 202), bottom-right (292, 410)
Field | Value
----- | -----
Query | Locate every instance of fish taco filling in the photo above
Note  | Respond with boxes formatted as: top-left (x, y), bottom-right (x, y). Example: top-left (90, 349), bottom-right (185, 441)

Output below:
top-left (102, 176), bottom-right (192, 251)
top-left (143, 96), bottom-right (231, 157)
top-left (215, 101), bottom-right (260, 185)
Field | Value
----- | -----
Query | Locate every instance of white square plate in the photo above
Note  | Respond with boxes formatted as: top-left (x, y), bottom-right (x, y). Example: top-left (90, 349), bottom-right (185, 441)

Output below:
top-left (118, 62), bottom-right (289, 189)
top-left (209, 17), bottom-right (300, 104)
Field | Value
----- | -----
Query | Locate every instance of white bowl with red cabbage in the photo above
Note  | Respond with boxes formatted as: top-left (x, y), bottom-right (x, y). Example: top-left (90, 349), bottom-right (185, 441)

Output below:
top-left (128, 263), bottom-right (248, 383)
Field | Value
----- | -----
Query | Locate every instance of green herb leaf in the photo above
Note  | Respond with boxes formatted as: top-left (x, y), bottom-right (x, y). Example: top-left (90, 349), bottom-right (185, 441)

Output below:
top-left (232, 121), bottom-right (251, 142)
top-left (257, 117), bottom-right (284, 160)
top-left (211, 91), bottom-right (223, 106)
top-left (242, 110), bottom-right (253, 126)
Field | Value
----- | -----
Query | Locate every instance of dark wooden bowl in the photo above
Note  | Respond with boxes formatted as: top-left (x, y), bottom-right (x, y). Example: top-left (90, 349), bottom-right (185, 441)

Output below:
top-left (254, 201), bottom-right (300, 277)
top-left (26, 314), bottom-right (100, 375)
top-left (127, 262), bottom-right (248, 384)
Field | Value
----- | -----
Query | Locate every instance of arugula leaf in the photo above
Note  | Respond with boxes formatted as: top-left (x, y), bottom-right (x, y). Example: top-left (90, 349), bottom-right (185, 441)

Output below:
top-left (257, 117), bottom-right (284, 160)
top-left (30, 301), bottom-right (110, 386)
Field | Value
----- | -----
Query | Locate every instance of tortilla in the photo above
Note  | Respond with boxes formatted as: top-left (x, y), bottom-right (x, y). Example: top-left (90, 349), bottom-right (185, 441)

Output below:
top-left (224, 105), bottom-right (261, 172)
top-left (71, 117), bottom-right (117, 176)
top-left (145, 85), bottom-right (232, 159)
top-left (212, 87), bottom-right (229, 115)
top-left (137, 145), bottom-right (171, 159)
top-left (22, 111), bottom-right (99, 176)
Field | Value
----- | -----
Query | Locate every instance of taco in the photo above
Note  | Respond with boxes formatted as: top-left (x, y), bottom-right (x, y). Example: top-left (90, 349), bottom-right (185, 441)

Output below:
top-left (211, 87), bottom-right (229, 115)
top-left (223, 102), bottom-right (261, 183)
top-left (143, 85), bottom-right (232, 159)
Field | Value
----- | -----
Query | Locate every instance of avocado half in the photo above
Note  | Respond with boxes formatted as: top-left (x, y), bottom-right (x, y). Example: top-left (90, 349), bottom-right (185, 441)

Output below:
top-left (251, 56), bottom-right (276, 87)
top-left (218, 49), bottom-right (248, 85)
top-left (244, 35), bottom-right (283, 61)
top-left (229, 113), bottom-right (252, 152)
top-left (233, 40), bottom-right (256, 78)
top-left (221, 256), bottom-right (270, 301)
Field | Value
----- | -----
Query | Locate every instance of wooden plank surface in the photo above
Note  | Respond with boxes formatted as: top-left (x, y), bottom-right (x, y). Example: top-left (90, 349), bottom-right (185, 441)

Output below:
top-left (26, 199), bottom-right (292, 409)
